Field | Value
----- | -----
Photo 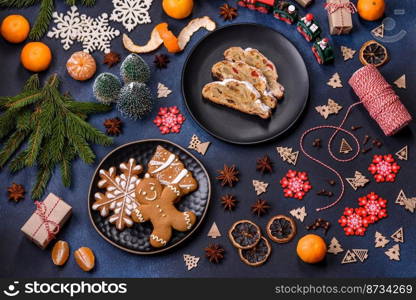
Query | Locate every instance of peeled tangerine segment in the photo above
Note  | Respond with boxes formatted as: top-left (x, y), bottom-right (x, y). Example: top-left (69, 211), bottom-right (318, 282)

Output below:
top-left (123, 27), bottom-right (163, 54)
top-left (178, 16), bottom-right (216, 50)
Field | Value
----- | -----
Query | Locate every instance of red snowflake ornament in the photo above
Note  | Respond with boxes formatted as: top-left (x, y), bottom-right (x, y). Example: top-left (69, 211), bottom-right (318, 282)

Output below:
top-left (358, 192), bottom-right (387, 224)
top-left (368, 154), bottom-right (400, 182)
top-left (153, 106), bottom-right (185, 134)
top-left (280, 170), bottom-right (312, 200)
top-left (338, 207), bottom-right (370, 236)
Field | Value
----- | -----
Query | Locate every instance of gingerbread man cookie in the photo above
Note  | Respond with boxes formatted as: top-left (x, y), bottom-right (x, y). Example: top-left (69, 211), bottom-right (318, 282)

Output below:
top-left (147, 145), bottom-right (198, 197)
top-left (132, 174), bottom-right (197, 248)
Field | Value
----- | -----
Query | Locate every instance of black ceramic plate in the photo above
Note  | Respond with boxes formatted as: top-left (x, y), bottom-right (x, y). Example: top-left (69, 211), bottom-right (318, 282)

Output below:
top-left (182, 23), bottom-right (309, 144)
top-left (88, 139), bottom-right (211, 255)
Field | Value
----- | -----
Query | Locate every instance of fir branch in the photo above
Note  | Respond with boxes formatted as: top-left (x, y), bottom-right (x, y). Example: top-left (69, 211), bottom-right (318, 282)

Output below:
top-left (29, 0), bottom-right (54, 40)
top-left (64, 101), bottom-right (112, 115)
top-left (65, 0), bottom-right (76, 6)
top-left (0, 0), bottom-right (39, 8)
top-left (60, 144), bottom-right (76, 187)
top-left (5, 91), bottom-right (43, 110)
top-left (0, 73), bottom-right (111, 199)
top-left (66, 113), bottom-right (112, 146)
top-left (9, 151), bottom-right (28, 173)
top-left (23, 74), bottom-right (41, 92)
top-left (32, 165), bottom-right (53, 200)
top-left (82, 0), bottom-right (96, 6)
top-left (0, 109), bottom-right (18, 139)
top-left (0, 130), bottom-right (27, 168)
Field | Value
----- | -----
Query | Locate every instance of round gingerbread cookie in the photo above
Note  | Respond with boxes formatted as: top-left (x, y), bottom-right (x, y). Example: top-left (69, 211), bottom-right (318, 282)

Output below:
top-left (66, 51), bottom-right (97, 81)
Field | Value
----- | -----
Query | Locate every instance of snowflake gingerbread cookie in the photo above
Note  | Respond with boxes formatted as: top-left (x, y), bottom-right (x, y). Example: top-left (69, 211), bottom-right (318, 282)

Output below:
top-left (147, 145), bottom-right (198, 196)
top-left (153, 106), bottom-right (185, 134)
top-left (368, 154), bottom-right (400, 182)
top-left (92, 158), bottom-right (143, 230)
top-left (280, 170), bottom-right (312, 200)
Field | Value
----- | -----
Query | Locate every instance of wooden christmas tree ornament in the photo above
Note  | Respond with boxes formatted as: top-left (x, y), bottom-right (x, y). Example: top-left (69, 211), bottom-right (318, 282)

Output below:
top-left (371, 24), bottom-right (384, 38)
top-left (390, 227), bottom-right (404, 243)
top-left (341, 250), bottom-right (357, 264)
top-left (252, 180), bottom-right (269, 195)
top-left (340, 46), bottom-right (356, 61)
top-left (276, 147), bottom-right (299, 165)
top-left (375, 231), bottom-right (389, 248)
top-left (395, 145), bottom-right (408, 160)
top-left (346, 171), bottom-right (369, 191)
top-left (352, 249), bottom-right (368, 262)
top-left (207, 222), bottom-right (221, 239)
top-left (327, 237), bottom-right (344, 255)
top-left (289, 206), bottom-right (307, 222)
top-left (327, 73), bottom-right (343, 88)
top-left (385, 244), bottom-right (400, 261)
top-left (339, 138), bottom-right (353, 154)
top-left (393, 75), bottom-right (406, 89)
top-left (183, 254), bottom-right (200, 270)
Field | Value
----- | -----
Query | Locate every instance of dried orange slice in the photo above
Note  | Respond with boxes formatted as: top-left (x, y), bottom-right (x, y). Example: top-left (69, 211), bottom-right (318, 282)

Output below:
top-left (228, 220), bottom-right (261, 249)
top-left (359, 40), bottom-right (388, 67)
top-left (266, 214), bottom-right (297, 243)
top-left (238, 236), bottom-right (271, 267)
top-left (155, 23), bottom-right (181, 53)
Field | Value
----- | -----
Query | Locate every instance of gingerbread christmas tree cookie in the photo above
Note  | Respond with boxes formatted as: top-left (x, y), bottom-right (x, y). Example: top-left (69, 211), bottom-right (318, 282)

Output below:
top-left (147, 145), bottom-right (198, 196)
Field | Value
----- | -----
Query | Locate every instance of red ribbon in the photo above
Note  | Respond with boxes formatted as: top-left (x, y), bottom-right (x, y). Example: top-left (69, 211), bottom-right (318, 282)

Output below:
top-left (324, 1), bottom-right (357, 14)
top-left (32, 200), bottom-right (60, 242)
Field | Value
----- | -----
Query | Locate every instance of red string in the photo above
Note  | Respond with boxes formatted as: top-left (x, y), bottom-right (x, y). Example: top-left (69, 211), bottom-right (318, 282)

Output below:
top-left (32, 200), bottom-right (60, 242)
top-left (299, 101), bottom-right (362, 212)
top-left (324, 1), bottom-right (357, 14)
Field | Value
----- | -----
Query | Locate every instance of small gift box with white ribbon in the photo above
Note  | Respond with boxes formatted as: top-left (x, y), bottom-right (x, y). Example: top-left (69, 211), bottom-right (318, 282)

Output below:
top-left (21, 193), bottom-right (72, 249)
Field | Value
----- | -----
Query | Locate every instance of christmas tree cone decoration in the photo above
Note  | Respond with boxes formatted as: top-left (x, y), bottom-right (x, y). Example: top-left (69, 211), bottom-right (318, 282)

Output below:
top-left (207, 222), bottom-right (221, 239)
top-left (374, 231), bottom-right (389, 248)
top-left (183, 254), bottom-right (199, 270)
top-left (327, 237), bottom-right (343, 255)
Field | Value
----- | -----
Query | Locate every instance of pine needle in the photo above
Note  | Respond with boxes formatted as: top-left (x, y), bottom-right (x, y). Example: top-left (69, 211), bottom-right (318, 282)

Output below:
top-left (29, 0), bottom-right (54, 40)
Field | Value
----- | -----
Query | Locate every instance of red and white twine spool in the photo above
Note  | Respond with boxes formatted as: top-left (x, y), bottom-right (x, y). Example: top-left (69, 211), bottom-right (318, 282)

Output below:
top-left (300, 65), bottom-right (412, 212)
top-left (349, 65), bottom-right (412, 136)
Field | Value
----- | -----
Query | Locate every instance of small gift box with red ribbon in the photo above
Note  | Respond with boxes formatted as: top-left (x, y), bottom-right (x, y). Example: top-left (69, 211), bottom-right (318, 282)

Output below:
top-left (21, 193), bottom-right (72, 249)
top-left (325, 0), bottom-right (356, 35)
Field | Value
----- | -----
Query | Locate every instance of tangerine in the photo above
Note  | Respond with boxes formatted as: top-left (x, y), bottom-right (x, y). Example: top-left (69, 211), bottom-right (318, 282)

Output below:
top-left (1, 15), bottom-right (30, 43)
top-left (296, 234), bottom-right (327, 264)
top-left (21, 42), bottom-right (52, 72)
top-left (162, 0), bottom-right (194, 19)
top-left (357, 0), bottom-right (385, 21)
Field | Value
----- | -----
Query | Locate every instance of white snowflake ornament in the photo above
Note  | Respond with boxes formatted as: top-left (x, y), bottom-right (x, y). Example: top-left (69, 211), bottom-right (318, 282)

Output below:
top-left (48, 6), bottom-right (120, 54)
top-left (78, 12), bottom-right (120, 54)
top-left (110, 0), bottom-right (153, 32)
top-left (47, 6), bottom-right (91, 50)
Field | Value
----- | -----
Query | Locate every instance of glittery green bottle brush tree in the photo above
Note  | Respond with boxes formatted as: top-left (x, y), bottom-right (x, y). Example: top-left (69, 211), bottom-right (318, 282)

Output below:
top-left (0, 0), bottom-right (96, 40)
top-left (0, 74), bottom-right (112, 199)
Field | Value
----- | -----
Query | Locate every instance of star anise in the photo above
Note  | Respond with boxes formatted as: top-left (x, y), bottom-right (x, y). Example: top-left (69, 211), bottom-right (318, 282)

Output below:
top-left (103, 117), bottom-right (122, 136)
top-left (219, 4), bottom-right (238, 21)
top-left (103, 51), bottom-right (121, 67)
top-left (204, 244), bottom-right (225, 263)
top-left (154, 54), bottom-right (170, 69)
top-left (251, 199), bottom-right (271, 216)
top-left (8, 183), bottom-right (25, 202)
top-left (221, 194), bottom-right (237, 211)
top-left (256, 155), bottom-right (273, 174)
top-left (217, 164), bottom-right (239, 187)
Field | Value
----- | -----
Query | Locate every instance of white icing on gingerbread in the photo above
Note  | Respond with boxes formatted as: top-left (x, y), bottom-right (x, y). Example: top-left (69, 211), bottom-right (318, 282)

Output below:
top-left (150, 154), bottom-right (175, 173)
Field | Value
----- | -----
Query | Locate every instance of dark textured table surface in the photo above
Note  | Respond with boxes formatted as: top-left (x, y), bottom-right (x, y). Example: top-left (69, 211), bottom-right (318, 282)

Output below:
top-left (1, 0), bottom-right (415, 278)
